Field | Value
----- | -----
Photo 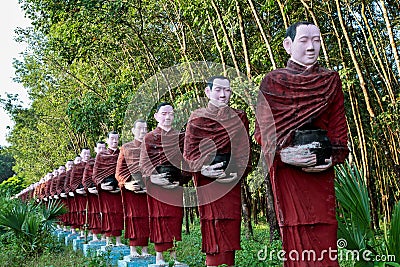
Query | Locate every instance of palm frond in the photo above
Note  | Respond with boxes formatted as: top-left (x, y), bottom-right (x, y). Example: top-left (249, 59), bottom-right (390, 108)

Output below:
top-left (335, 161), bottom-right (371, 227)
top-left (335, 161), bottom-right (374, 251)
top-left (0, 203), bottom-right (28, 234)
top-left (44, 199), bottom-right (67, 220)
top-left (387, 201), bottom-right (400, 263)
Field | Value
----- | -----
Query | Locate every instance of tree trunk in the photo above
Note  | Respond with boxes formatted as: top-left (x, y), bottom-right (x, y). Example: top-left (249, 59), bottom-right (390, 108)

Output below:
top-left (265, 173), bottom-right (279, 242)
top-left (379, 0), bottom-right (400, 77)
top-left (241, 181), bottom-right (253, 239)
top-left (210, 0), bottom-right (241, 78)
top-left (235, 0), bottom-right (251, 80)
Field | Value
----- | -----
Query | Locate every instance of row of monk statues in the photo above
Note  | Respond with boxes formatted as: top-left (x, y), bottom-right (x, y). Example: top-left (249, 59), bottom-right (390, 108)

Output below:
top-left (15, 22), bottom-right (349, 267)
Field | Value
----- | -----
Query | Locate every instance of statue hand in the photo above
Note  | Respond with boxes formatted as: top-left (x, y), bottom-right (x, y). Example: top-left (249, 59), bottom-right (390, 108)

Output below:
top-left (68, 192), bottom-right (74, 197)
top-left (280, 146), bottom-right (317, 167)
top-left (125, 181), bottom-right (142, 192)
top-left (88, 187), bottom-right (98, 194)
top-left (134, 188), bottom-right (147, 194)
top-left (302, 157), bottom-right (333, 172)
top-left (162, 181), bottom-right (179, 189)
top-left (216, 172), bottom-right (238, 184)
top-left (60, 193), bottom-right (67, 198)
top-left (101, 181), bottom-right (114, 191)
top-left (150, 173), bottom-right (170, 185)
top-left (76, 188), bottom-right (86, 195)
top-left (201, 163), bottom-right (226, 178)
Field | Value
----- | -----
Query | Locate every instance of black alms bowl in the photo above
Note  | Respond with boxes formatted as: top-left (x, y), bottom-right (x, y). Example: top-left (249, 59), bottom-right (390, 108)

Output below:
top-left (292, 129), bottom-right (332, 166)
top-left (103, 175), bottom-right (119, 190)
top-left (210, 153), bottom-right (231, 171)
top-left (156, 165), bottom-right (181, 183)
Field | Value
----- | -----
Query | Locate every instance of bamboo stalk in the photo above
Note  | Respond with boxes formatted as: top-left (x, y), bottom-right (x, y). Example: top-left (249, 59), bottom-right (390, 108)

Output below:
top-left (210, 0), bottom-right (241, 78)
top-left (246, 0), bottom-right (276, 69)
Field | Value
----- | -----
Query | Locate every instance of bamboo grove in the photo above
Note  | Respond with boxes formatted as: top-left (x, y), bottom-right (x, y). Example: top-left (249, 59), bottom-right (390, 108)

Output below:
top-left (2, 0), bottom-right (399, 231)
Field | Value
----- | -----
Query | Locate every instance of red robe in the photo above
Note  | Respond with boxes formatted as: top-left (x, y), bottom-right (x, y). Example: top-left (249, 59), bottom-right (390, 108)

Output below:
top-left (93, 148), bottom-right (124, 236)
top-left (45, 178), bottom-right (52, 198)
top-left (82, 158), bottom-right (102, 234)
top-left (56, 172), bottom-right (68, 225)
top-left (116, 139), bottom-right (149, 246)
top-left (56, 172), bottom-right (66, 195)
top-left (70, 162), bottom-right (87, 228)
top-left (255, 60), bottom-right (349, 267)
top-left (184, 102), bottom-right (252, 266)
top-left (140, 127), bottom-right (189, 252)
top-left (50, 175), bottom-right (58, 197)
top-left (63, 169), bottom-right (73, 226)
top-left (39, 181), bottom-right (46, 200)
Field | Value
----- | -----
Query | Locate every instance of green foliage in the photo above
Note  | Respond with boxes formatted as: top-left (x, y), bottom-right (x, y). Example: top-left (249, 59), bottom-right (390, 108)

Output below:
top-left (335, 162), bottom-right (400, 265)
top-left (386, 202), bottom-right (400, 263)
top-left (0, 197), bottom-right (66, 257)
top-left (0, 147), bottom-right (15, 183)
top-left (5, 3), bottom-right (400, 263)
top-left (335, 161), bottom-right (374, 250)
top-left (0, 176), bottom-right (24, 197)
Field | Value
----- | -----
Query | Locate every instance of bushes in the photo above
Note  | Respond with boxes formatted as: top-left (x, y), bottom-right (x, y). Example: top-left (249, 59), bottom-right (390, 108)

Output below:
top-left (0, 196), bottom-right (66, 263)
top-left (335, 162), bottom-right (400, 266)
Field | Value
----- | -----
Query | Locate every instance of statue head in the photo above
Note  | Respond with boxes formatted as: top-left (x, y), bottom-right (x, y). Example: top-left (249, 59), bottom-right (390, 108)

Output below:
top-left (132, 119), bottom-right (148, 142)
top-left (283, 22), bottom-right (321, 66)
top-left (107, 131), bottom-right (119, 150)
top-left (154, 103), bottom-right (174, 130)
top-left (205, 76), bottom-right (231, 107)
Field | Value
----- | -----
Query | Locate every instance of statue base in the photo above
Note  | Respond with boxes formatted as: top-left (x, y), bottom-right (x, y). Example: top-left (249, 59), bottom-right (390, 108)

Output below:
top-left (148, 263), bottom-right (189, 267)
top-left (83, 240), bottom-right (106, 257)
top-left (65, 233), bottom-right (79, 246)
top-left (73, 236), bottom-right (92, 251)
top-left (56, 231), bottom-right (69, 242)
top-left (118, 255), bottom-right (156, 267)
top-left (98, 245), bottom-right (131, 266)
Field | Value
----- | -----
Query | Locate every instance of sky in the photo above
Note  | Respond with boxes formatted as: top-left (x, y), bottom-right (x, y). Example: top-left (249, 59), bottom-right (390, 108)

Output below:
top-left (0, 0), bottom-right (31, 147)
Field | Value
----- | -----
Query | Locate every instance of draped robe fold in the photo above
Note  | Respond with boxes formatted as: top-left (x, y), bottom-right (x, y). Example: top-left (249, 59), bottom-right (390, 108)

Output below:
top-left (116, 139), bottom-right (149, 246)
top-left (255, 60), bottom-right (349, 267)
top-left (184, 102), bottom-right (252, 266)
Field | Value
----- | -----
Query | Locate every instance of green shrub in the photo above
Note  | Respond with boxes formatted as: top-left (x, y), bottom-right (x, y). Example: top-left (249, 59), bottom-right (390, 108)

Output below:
top-left (0, 197), bottom-right (66, 257)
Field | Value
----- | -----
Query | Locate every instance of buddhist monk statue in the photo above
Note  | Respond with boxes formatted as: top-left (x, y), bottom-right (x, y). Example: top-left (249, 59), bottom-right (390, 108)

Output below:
top-left (83, 141), bottom-right (107, 242)
top-left (116, 119), bottom-right (151, 258)
top-left (140, 103), bottom-right (190, 265)
top-left (255, 21), bottom-right (349, 266)
top-left (184, 76), bottom-right (252, 267)
top-left (93, 132), bottom-right (124, 246)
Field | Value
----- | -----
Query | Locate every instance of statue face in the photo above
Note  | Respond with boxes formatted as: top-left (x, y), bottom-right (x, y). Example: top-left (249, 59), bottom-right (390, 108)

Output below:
top-left (80, 149), bottom-right (91, 162)
top-left (284, 24), bottom-right (321, 66)
top-left (74, 156), bottom-right (82, 164)
top-left (133, 121), bottom-right (148, 141)
top-left (58, 166), bottom-right (66, 174)
top-left (107, 133), bottom-right (119, 149)
top-left (65, 161), bottom-right (74, 171)
top-left (95, 143), bottom-right (106, 154)
top-left (154, 105), bottom-right (174, 127)
top-left (53, 170), bottom-right (58, 176)
top-left (205, 78), bottom-right (231, 106)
